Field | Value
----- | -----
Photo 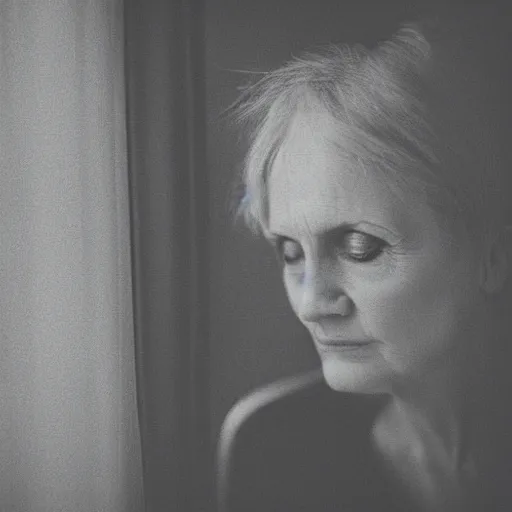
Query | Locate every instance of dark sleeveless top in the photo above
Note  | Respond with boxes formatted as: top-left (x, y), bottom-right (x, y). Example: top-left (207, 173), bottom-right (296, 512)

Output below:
top-left (217, 371), bottom-right (512, 512)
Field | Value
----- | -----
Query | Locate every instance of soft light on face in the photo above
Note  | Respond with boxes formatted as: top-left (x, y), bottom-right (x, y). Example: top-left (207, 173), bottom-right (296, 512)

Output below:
top-left (267, 107), bottom-right (483, 394)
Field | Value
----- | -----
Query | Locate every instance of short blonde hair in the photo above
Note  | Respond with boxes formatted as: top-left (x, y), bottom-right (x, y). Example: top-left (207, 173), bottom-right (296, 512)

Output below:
top-left (232, 6), bottom-right (512, 240)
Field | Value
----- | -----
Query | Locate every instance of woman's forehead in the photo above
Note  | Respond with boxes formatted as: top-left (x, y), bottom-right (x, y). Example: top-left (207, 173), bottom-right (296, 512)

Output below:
top-left (268, 123), bottom-right (416, 239)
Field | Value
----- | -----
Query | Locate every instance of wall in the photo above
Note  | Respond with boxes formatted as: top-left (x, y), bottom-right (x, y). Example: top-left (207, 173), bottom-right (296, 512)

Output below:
top-left (205, 0), bottom-right (414, 443)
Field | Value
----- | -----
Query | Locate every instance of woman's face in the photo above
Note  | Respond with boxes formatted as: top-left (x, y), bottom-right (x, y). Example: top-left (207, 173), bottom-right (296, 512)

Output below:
top-left (267, 108), bottom-right (484, 393)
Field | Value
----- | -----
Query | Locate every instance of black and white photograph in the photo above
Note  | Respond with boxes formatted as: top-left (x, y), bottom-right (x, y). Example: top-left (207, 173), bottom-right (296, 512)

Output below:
top-left (2, 1), bottom-right (512, 511)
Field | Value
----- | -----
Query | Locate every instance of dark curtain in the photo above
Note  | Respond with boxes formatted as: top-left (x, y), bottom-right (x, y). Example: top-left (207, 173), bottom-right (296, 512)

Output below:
top-left (124, 1), bottom-right (210, 511)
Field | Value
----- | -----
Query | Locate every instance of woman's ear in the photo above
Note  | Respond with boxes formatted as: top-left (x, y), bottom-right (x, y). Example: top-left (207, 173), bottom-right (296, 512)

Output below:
top-left (479, 228), bottom-right (511, 294)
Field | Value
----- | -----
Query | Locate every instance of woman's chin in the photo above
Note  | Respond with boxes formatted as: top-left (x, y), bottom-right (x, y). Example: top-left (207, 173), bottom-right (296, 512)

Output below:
top-left (321, 357), bottom-right (390, 394)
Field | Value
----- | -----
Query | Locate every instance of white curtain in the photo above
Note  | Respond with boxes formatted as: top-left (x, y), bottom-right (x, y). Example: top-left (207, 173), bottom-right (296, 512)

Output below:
top-left (0, 1), bottom-right (144, 511)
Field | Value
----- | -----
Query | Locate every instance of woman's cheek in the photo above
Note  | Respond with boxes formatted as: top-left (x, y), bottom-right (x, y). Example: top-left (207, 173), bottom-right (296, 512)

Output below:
top-left (356, 263), bottom-right (458, 353)
top-left (352, 282), bottom-right (412, 343)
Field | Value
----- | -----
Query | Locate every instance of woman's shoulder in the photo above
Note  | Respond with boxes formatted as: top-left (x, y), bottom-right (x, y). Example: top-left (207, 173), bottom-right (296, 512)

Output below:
top-left (217, 371), bottom-right (389, 512)
top-left (219, 369), bottom-right (326, 445)
top-left (219, 369), bottom-right (379, 457)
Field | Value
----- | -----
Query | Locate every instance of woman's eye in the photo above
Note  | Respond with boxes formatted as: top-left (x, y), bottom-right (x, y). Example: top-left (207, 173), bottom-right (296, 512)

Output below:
top-left (343, 231), bottom-right (387, 262)
top-left (280, 239), bottom-right (304, 265)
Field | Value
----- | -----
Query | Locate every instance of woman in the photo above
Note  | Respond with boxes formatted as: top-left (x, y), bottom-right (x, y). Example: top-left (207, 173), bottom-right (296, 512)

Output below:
top-left (218, 6), bottom-right (512, 512)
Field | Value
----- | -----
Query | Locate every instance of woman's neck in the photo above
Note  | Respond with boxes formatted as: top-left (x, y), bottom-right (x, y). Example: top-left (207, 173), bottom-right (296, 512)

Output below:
top-left (390, 359), bottom-right (467, 461)
top-left (372, 337), bottom-right (511, 511)
top-left (371, 349), bottom-right (479, 511)
top-left (378, 354), bottom-right (467, 466)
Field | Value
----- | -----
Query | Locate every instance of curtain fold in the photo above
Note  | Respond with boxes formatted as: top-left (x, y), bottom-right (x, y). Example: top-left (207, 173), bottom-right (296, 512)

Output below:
top-left (1, 1), bottom-right (143, 511)
top-left (125, 0), bottom-right (210, 511)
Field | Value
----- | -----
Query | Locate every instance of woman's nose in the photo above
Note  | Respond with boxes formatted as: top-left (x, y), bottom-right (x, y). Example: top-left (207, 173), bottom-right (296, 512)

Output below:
top-left (297, 263), bottom-right (353, 323)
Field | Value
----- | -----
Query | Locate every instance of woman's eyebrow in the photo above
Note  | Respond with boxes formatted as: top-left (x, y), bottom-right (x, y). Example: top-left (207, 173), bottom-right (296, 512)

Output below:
top-left (266, 223), bottom-right (355, 243)
top-left (267, 221), bottom-right (400, 243)
top-left (323, 222), bottom-right (404, 244)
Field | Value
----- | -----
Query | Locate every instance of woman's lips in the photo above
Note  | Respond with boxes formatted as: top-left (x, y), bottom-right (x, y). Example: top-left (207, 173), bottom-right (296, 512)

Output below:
top-left (314, 338), bottom-right (376, 350)
top-left (316, 337), bottom-right (373, 345)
